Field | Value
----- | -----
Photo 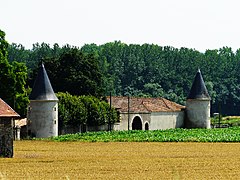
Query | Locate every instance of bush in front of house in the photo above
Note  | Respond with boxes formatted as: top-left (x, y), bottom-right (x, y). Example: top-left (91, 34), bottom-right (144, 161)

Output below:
top-left (56, 92), bottom-right (118, 130)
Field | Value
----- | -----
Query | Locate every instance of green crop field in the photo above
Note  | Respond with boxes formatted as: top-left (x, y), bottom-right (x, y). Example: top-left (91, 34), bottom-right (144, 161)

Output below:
top-left (0, 141), bottom-right (240, 179)
top-left (50, 127), bottom-right (240, 142)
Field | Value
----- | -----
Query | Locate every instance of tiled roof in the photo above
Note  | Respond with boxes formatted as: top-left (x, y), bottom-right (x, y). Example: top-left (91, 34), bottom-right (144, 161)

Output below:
top-left (0, 98), bottom-right (20, 117)
top-left (107, 96), bottom-right (185, 113)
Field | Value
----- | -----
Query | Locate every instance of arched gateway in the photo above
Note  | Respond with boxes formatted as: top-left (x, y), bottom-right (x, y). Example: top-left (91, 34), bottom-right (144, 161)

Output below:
top-left (132, 116), bottom-right (142, 130)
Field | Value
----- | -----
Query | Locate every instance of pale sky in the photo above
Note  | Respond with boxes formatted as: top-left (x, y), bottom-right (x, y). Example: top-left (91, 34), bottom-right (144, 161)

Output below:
top-left (1, 0), bottom-right (240, 52)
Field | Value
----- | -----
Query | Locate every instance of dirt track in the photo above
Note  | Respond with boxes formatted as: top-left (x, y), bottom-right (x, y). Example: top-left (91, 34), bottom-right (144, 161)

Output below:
top-left (0, 141), bottom-right (240, 179)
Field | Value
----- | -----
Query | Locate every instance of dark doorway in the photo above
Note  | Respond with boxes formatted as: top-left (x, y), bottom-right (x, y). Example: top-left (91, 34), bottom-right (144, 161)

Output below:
top-left (145, 122), bottom-right (149, 130)
top-left (132, 116), bottom-right (142, 130)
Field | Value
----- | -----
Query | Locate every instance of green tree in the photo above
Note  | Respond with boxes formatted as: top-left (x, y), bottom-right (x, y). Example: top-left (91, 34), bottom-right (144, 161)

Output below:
top-left (57, 92), bottom-right (87, 130)
top-left (57, 92), bottom-right (118, 129)
top-left (12, 61), bottom-right (29, 116)
top-left (0, 29), bottom-right (29, 116)
top-left (143, 83), bottom-right (164, 97)
top-left (7, 43), bottom-right (30, 64)
top-left (44, 48), bottom-right (103, 97)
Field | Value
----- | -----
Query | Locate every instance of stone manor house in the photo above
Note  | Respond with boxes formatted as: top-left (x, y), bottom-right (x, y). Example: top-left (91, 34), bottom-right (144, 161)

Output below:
top-left (26, 64), bottom-right (210, 138)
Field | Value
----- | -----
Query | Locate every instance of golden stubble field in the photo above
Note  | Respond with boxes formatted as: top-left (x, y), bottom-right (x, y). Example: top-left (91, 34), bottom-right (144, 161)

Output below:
top-left (0, 141), bottom-right (240, 179)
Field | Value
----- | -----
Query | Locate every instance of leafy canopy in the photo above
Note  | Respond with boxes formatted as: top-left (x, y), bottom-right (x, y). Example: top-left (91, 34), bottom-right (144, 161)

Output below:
top-left (0, 29), bottom-right (29, 116)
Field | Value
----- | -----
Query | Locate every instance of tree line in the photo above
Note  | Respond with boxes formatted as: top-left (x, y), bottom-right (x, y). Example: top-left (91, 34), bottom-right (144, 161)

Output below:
top-left (5, 39), bottom-right (240, 116)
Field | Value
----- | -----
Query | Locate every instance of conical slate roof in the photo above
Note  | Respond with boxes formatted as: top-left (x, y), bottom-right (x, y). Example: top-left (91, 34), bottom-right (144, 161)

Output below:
top-left (187, 69), bottom-right (210, 100)
top-left (29, 63), bottom-right (58, 101)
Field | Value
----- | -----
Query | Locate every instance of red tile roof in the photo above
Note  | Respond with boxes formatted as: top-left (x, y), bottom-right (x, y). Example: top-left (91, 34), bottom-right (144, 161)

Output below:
top-left (0, 98), bottom-right (20, 117)
top-left (107, 96), bottom-right (185, 113)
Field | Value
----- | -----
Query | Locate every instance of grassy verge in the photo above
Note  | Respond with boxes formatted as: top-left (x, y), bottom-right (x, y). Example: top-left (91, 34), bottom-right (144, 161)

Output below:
top-left (49, 127), bottom-right (240, 142)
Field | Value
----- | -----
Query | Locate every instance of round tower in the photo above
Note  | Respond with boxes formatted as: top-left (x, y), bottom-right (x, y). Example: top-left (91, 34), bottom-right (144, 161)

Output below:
top-left (27, 63), bottom-right (58, 138)
top-left (186, 69), bottom-right (211, 128)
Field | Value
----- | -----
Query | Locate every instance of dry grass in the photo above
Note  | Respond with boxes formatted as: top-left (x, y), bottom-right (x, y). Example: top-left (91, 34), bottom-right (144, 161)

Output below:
top-left (0, 141), bottom-right (240, 179)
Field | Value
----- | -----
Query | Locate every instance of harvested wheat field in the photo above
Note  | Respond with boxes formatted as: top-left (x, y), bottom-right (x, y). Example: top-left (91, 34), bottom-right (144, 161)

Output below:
top-left (0, 141), bottom-right (240, 179)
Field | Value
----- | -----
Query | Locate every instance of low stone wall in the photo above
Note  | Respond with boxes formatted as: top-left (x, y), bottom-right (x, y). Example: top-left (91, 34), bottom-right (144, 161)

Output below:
top-left (60, 126), bottom-right (80, 135)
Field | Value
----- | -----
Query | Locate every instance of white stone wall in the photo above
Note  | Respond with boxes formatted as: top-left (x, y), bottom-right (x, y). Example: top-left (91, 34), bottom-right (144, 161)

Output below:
top-left (113, 113), bottom-right (151, 131)
top-left (113, 112), bottom-right (183, 131)
top-left (28, 101), bottom-right (58, 138)
top-left (113, 113), bottom-right (129, 131)
top-left (186, 99), bottom-right (210, 128)
top-left (150, 111), bottom-right (184, 130)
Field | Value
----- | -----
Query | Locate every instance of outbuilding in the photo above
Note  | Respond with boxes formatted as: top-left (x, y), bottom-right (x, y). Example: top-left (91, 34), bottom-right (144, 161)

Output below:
top-left (108, 96), bottom-right (185, 130)
top-left (0, 98), bottom-right (20, 158)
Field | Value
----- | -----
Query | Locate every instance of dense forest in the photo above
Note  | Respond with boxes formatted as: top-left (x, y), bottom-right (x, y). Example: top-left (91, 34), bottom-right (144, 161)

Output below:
top-left (6, 41), bottom-right (240, 116)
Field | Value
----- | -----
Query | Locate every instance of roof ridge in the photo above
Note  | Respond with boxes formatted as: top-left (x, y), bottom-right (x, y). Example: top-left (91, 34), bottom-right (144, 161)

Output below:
top-left (141, 101), bottom-right (152, 112)
top-left (161, 97), bottom-right (174, 111)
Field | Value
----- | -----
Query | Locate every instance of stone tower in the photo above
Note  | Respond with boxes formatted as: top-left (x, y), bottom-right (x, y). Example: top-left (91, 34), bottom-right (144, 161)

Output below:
top-left (28, 63), bottom-right (58, 138)
top-left (185, 69), bottom-right (211, 128)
